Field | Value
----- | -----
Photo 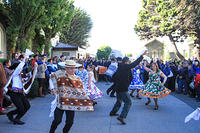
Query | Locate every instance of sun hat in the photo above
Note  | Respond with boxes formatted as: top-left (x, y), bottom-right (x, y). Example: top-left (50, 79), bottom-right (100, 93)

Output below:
top-left (58, 60), bottom-right (82, 68)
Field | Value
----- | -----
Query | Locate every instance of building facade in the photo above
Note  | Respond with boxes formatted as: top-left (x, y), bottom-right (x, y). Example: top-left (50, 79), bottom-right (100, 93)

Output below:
top-left (145, 39), bottom-right (164, 60)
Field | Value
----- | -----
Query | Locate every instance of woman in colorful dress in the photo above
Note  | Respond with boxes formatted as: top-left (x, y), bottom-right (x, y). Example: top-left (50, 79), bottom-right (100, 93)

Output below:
top-left (139, 62), bottom-right (171, 110)
top-left (129, 65), bottom-right (144, 99)
top-left (75, 64), bottom-right (88, 90)
top-left (85, 65), bottom-right (103, 105)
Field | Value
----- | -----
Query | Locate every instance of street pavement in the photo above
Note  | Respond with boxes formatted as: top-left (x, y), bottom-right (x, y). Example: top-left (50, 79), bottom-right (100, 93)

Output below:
top-left (0, 81), bottom-right (200, 133)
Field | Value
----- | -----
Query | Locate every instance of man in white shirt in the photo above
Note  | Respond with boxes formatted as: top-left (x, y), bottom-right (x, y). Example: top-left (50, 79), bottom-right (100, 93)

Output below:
top-left (7, 55), bottom-right (30, 125)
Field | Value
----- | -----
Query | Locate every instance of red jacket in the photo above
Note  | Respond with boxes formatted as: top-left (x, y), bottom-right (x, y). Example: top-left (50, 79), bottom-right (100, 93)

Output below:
top-left (194, 74), bottom-right (200, 88)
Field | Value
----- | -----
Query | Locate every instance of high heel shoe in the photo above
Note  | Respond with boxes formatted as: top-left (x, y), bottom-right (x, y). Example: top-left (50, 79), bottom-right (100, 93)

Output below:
top-left (130, 94), bottom-right (134, 98)
top-left (154, 105), bottom-right (159, 110)
top-left (145, 100), bottom-right (151, 105)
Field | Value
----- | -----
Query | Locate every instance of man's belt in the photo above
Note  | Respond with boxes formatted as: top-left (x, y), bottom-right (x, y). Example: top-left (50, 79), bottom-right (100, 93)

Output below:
top-left (10, 87), bottom-right (24, 93)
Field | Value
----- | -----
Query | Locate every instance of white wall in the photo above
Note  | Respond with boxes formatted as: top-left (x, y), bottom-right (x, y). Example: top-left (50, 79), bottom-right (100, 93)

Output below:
top-left (52, 50), bottom-right (77, 59)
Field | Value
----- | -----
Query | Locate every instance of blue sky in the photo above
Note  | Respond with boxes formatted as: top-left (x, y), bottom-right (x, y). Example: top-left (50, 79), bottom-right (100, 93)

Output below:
top-left (74, 0), bottom-right (146, 57)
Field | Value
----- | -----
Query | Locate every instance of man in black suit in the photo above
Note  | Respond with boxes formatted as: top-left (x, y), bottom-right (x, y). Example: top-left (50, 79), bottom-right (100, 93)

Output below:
top-left (109, 51), bottom-right (147, 125)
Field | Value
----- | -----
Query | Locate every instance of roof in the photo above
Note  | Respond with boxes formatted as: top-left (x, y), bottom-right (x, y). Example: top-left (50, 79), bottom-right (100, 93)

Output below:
top-left (54, 42), bottom-right (78, 49)
top-left (145, 39), bottom-right (164, 47)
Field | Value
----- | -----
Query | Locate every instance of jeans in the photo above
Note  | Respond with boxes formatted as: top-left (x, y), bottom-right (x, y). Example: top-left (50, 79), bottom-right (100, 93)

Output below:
top-left (50, 108), bottom-right (75, 133)
top-left (178, 79), bottom-right (188, 94)
top-left (110, 91), bottom-right (132, 118)
top-left (8, 92), bottom-right (30, 120)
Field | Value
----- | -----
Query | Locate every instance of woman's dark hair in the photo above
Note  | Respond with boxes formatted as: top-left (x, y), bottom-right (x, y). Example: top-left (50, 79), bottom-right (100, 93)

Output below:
top-left (19, 55), bottom-right (24, 60)
top-left (48, 59), bottom-right (52, 63)
top-left (3, 59), bottom-right (10, 66)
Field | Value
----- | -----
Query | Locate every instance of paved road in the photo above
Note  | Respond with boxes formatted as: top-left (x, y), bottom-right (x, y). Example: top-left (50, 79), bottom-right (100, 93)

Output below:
top-left (0, 81), bottom-right (200, 133)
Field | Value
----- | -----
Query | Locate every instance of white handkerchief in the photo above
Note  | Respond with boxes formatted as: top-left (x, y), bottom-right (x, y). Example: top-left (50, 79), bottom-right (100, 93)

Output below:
top-left (49, 95), bottom-right (58, 117)
top-left (184, 108), bottom-right (200, 123)
top-left (25, 49), bottom-right (34, 58)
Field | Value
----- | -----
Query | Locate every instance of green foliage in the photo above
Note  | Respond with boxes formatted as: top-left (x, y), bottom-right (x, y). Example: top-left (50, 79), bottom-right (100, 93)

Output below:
top-left (134, 0), bottom-right (185, 59)
top-left (42, 0), bottom-right (75, 55)
top-left (32, 29), bottom-right (45, 54)
top-left (127, 53), bottom-right (132, 57)
top-left (0, 0), bottom-right (45, 54)
top-left (0, 0), bottom-right (92, 58)
top-left (96, 46), bottom-right (112, 60)
top-left (60, 8), bottom-right (93, 48)
top-left (172, 0), bottom-right (200, 44)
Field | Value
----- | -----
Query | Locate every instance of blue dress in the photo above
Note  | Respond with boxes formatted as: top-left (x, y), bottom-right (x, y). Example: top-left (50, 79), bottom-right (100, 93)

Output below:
top-left (129, 67), bottom-right (144, 90)
top-left (75, 69), bottom-right (88, 89)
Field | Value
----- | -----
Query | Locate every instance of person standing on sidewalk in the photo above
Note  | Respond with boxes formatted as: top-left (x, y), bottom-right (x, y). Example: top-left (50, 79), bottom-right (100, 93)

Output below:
top-left (0, 51), bottom-right (7, 115)
top-left (36, 56), bottom-right (47, 97)
top-left (49, 60), bottom-right (94, 133)
top-left (109, 51), bottom-right (147, 125)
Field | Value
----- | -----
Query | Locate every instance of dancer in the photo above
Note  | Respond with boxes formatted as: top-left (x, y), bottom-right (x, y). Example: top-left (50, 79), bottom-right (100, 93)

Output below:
top-left (109, 50), bottom-right (147, 125)
top-left (139, 62), bottom-right (171, 110)
top-left (129, 65), bottom-right (144, 99)
top-left (49, 60), bottom-right (93, 133)
top-left (85, 65), bottom-right (103, 105)
top-left (106, 57), bottom-right (122, 97)
top-left (6, 55), bottom-right (30, 125)
top-left (75, 64), bottom-right (88, 90)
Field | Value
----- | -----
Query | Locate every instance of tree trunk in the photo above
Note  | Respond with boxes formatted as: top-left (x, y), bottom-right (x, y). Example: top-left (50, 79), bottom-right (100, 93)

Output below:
top-left (44, 37), bottom-right (51, 56)
top-left (168, 35), bottom-right (185, 60)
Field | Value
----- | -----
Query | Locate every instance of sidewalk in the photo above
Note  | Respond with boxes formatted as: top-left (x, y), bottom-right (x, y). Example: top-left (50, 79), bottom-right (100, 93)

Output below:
top-left (0, 82), bottom-right (200, 133)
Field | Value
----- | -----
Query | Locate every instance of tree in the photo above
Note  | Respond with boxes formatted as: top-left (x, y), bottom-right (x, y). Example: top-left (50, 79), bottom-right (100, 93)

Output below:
top-left (60, 8), bottom-right (93, 48)
top-left (134, 0), bottom-right (185, 59)
top-left (172, 0), bottom-right (200, 59)
top-left (96, 46), bottom-right (112, 59)
top-left (127, 53), bottom-right (132, 57)
top-left (42, 0), bottom-right (74, 55)
top-left (0, 0), bottom-right (45, 55)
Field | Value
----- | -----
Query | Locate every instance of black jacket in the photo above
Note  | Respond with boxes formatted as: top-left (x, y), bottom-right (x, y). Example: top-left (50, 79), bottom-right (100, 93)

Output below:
top-left (112, 55), bottom-right (143, 92)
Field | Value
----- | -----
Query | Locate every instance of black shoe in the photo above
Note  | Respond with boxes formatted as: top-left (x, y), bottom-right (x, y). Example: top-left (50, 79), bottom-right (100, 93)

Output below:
top-left (109, 112), bottom-right (119, 116)
top-left (145, 100), bottom-right (151, 105)
top-left (117, 116), bottom-right (126, 125)
top-left (106, 88), bottom-right (111, 95)
top-left (7, 113), bottom-right (14, 122)
top-left (154, 105), bottom-right (159, 110)
top-left (130, 94), bottom-right (134, 98)
top-left (13, 119), bottom-right (25, 125)
top-left (93, 101), bottom-right (97, 106)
